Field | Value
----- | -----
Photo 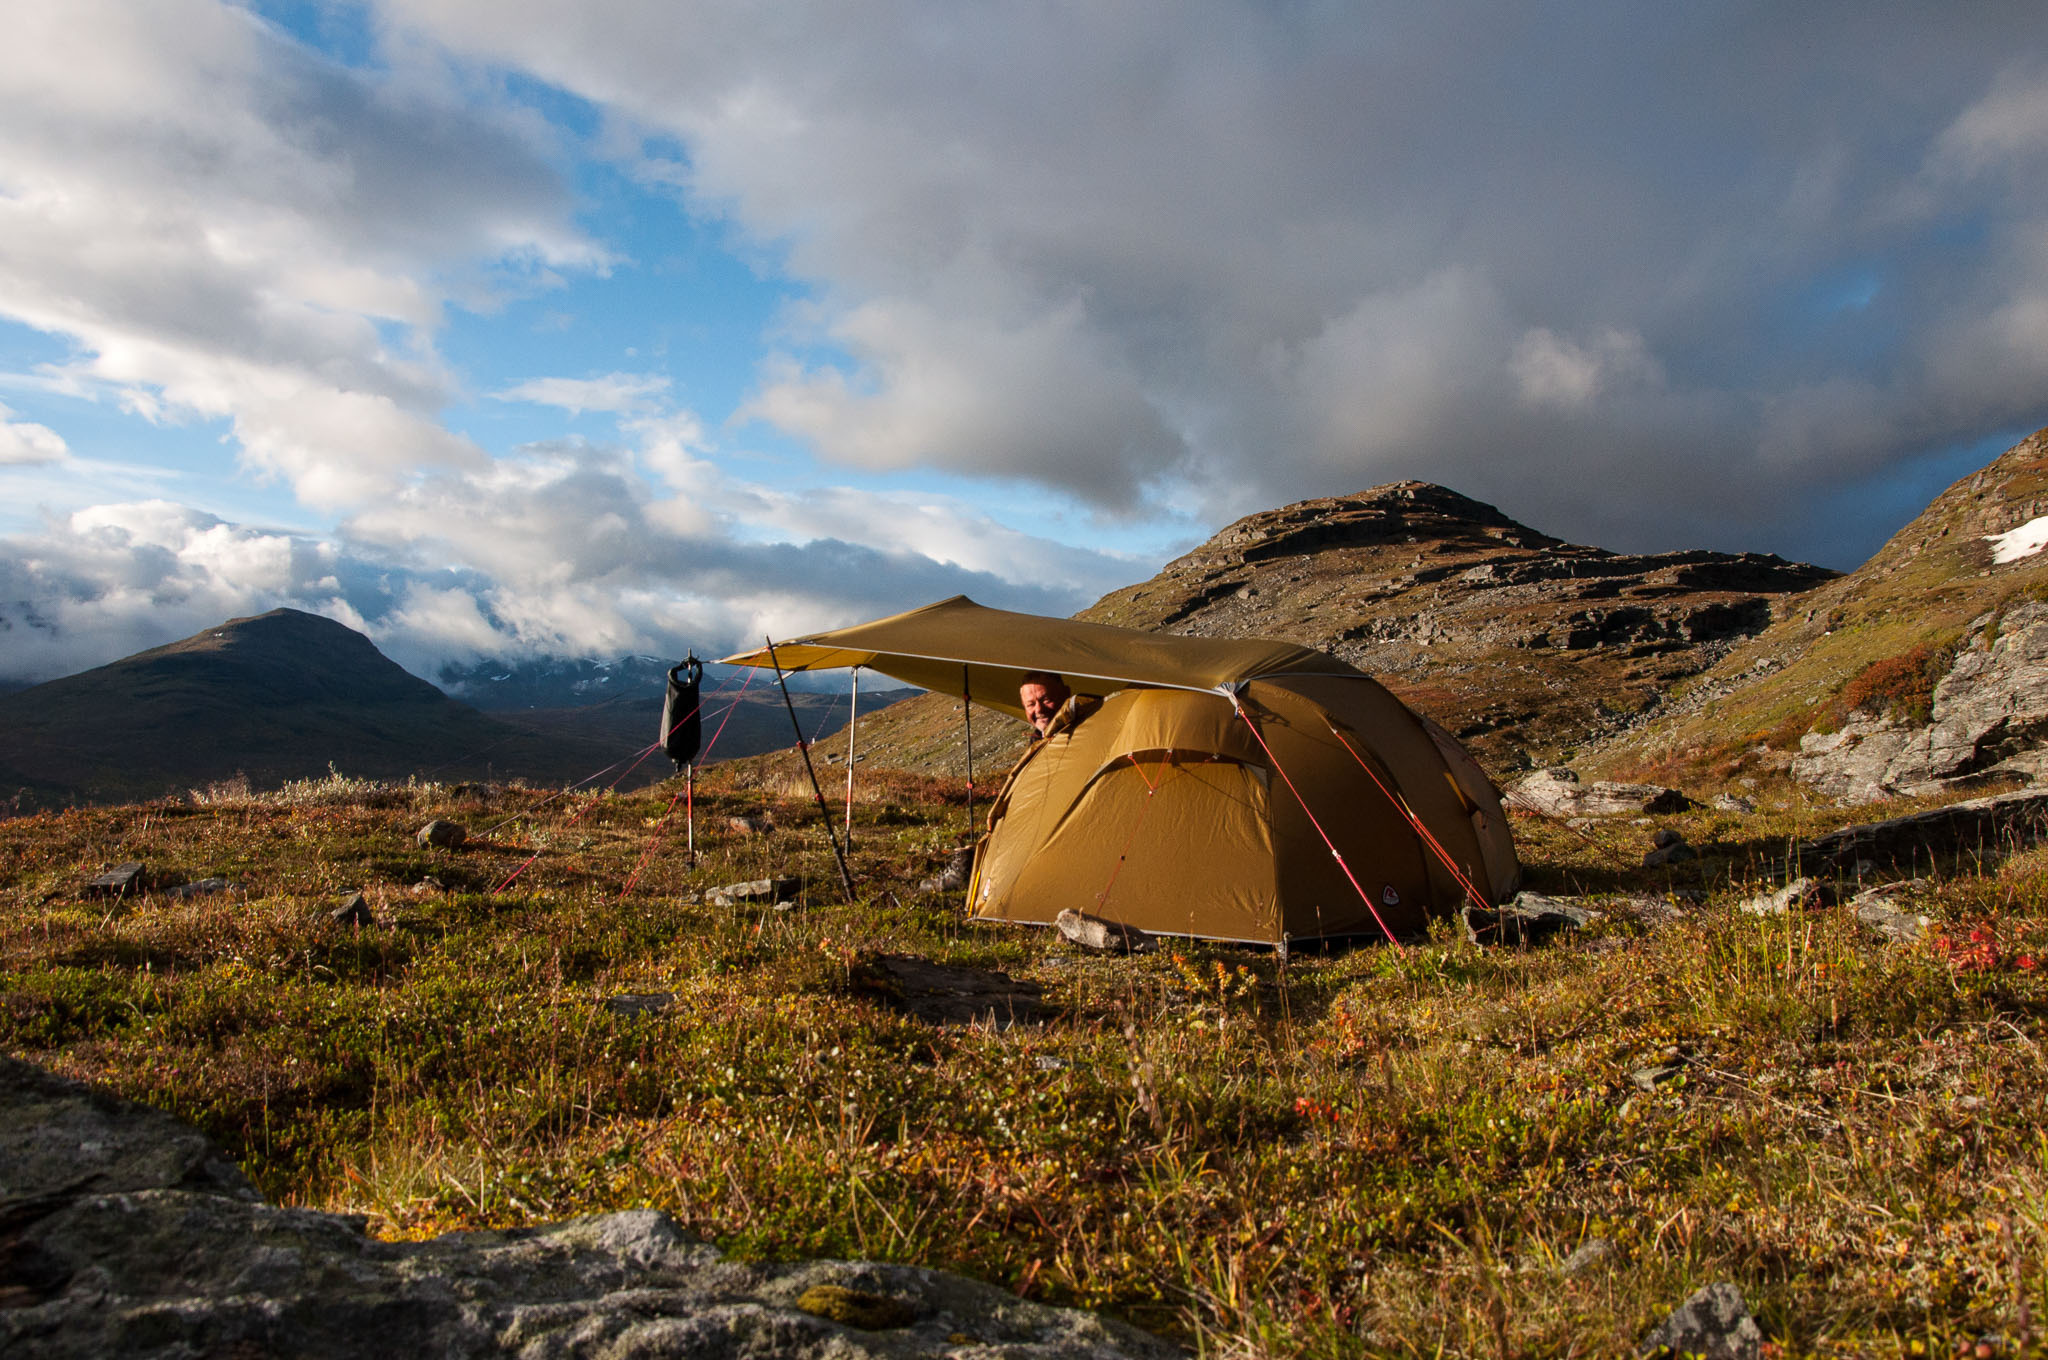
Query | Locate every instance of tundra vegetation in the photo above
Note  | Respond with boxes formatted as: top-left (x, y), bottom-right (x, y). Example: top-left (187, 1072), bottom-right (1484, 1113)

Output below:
top-left (3, 764), bottom-right (2046, 1357)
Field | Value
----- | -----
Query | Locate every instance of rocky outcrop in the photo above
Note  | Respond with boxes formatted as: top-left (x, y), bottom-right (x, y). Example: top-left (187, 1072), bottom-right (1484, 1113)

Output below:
top-left (1790, 790), bottom-right (2048, 875)
top-left (0, 1058), bottom-right (1173, 1359)
top-left (1793, 601), bottom-right (2048, 802)
top-left (1507, 767), bottom-right (1693, 817)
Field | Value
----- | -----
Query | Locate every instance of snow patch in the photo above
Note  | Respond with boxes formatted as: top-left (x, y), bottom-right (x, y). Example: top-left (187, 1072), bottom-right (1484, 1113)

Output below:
top-left (1985, 515), bottom-right (2048, 564)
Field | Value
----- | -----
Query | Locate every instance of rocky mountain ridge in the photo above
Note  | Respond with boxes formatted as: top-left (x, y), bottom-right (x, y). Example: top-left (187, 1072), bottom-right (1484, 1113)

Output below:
top-left (1593, 425), bottom-right (2048, 798)
top-left (843, 481), bottom-right (1838, 778)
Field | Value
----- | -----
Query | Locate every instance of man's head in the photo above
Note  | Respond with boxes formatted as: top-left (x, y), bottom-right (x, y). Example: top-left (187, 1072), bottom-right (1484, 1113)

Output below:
top-left (1018, 670), bottom-right (1072, 734)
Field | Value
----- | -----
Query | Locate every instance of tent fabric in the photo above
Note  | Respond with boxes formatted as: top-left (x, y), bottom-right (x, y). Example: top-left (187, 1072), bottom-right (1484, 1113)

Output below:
top-left (967, 679), bottom-right (1519, 944)
top-left (720, 595), bottom-right (1521, 944)
top-left (718, 595), bottom-right (1355, 723)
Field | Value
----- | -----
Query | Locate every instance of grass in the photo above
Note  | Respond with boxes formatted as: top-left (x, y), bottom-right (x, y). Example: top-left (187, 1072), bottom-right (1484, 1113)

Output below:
top-left (5, 768), bottom-right (2048, 1356)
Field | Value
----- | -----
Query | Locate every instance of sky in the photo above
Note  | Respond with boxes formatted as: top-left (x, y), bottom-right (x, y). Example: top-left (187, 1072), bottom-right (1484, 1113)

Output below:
top-left (4, 1), bottom-right (2048, 687)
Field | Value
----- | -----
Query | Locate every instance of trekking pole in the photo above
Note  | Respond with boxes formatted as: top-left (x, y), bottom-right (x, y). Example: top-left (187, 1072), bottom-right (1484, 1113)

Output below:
top-left (962, 665), bottom-right (975, 835)
top-left (765, 637), bottom-right (858, 905)
top-left (844, 666), bottom-right (859, 845)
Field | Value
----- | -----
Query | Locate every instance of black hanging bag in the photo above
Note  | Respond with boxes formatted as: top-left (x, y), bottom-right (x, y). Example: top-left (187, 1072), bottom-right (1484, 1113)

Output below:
top-left (661, 655), bottom-right (705, 769)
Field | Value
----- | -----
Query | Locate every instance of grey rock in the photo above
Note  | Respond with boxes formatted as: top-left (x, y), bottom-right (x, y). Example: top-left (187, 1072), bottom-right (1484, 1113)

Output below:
top-left (164, 876), bottom-right (232, 900)
top-left (0, 1057), bottom-right (260, 1208)
top-left (0, 1061), bottom-right (1175, 1360)
top-left (726, 814), bottom-right (773, 835)
top-left (857, 956), bottom-right (1049, 1027)
top-left (1054, 908), bottom-right (1154, 954)
top-left (1736, 877), bottom-right (1836, 916)
top-left (706, 876), bottom-right (801, 908)
top-left (1461, 891), bottom-right (1596, 947)
top-left (83, 863), bottom-right (145, 898)
top-left (603, 992), bottom-right (677, 1017)
top-left (1651, 828), bottom-right (1686, 849)
top-left (1793, 790), bottom-right (2048, 874)
top-left (1510, 767), bottom-right (1694, 817)
top-left (918, 847), bottom-right (975, 893)
top-left (1638, 1280), bottom-right (1761, 1359)
top-left (417, 819), bottom-right (467, 849)
top-left (329, 892), bottom-right (375, 926)
top-left (1642, 838), bottom-right (1696, 868)
top-left (1849, 882), bottom-right (1933, 942)
top-left (1711, 793), bottom-right (1756, 813)
top-left (1630, 1063), bottom-right (1685, 1091)
top-left (1559, 1237), bottom-right (1613, 1276)
top-left (1794, 600), bottom-right (2048, 803)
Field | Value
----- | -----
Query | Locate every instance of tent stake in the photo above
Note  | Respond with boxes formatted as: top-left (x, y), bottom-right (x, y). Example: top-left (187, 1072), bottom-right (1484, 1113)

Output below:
top-left (766, 637), bottom-right (858, 905)
top-left (962, 665), bottom-right (974, 835)
top-left (844, 667), bottom-right (859, 845)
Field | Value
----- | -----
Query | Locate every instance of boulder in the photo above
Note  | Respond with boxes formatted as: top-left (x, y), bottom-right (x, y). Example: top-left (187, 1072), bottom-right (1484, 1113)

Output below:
top-left (1794, 601), bottom-right (2048, 803)
top-left (1510, 767), bottom-right (1694, 817)
top-left (0, 1059), bottom-right (1174, 1360)
top-left (416, 819), bottom-right (467, 849)
top-left (329, 892), bottom-right (375, 926)
top-left (1792, 790), bottom-right (2048, 875)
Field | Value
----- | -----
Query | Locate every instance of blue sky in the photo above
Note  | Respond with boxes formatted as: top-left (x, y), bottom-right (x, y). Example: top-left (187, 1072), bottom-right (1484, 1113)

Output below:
top-left (3, 1), bottom-right (2046, 685)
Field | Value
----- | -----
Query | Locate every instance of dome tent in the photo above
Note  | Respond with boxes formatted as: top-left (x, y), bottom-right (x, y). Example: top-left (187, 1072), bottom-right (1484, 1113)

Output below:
top-left (723, 596), bottom-right (1519, 945)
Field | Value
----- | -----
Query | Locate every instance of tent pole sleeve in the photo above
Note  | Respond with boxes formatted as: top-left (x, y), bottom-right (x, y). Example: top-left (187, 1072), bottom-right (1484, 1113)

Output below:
top-left (767, 636), bottom-right (858, 905)
top-left (844, 667), bottom-right (858, 844)
top-left (1233, 696), bottom-right (1404, 950)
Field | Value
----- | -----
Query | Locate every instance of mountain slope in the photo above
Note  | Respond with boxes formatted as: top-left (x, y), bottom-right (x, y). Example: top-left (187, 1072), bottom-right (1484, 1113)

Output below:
top-left (829, 482), bottom-right (1838, 776)
top-left (0, 610), bottom-right (634, 808)
top-left (1593, 424), bottom-right (2048, 791)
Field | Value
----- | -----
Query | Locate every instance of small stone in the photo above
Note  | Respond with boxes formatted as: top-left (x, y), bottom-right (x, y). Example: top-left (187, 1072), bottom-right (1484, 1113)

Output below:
top-left (1652, 828), bottom-right (1686, 849)
top-left (727, 814), bottom-right (772, 835)
top-left (1643, 840), bottom-right (1697, 868)
top-left (707, 876), bottom-right (801, 907)
top-left (416, 820), bottom-right (466, 849)
top-left (918, 846), bottom-right (974, 893)
top-left (1631, 1063), bottom-right (1684, 1091)
top-left (1738, 877), bottom-right (1835, 916)
top-left (603, 992), bottom-right (676, 1017)
top-left (794, 1283), bottom-right (918, 1331)
top-left (1055, 908), bottom-right (1153, 953)
top-left (1711, 793), bottom-right (1756, 813)
top-left (84, 862), bottom-right (146, 898)
top-left (1559, 1236), bottom-right (1613, 1276)
top-left (165, 876), bottom-right (233, 900)
top-left (410, 876), bottom-right (445, 896)
top-left (1638, 1281), bottom-right (1760, 1359)
top-left (329, 893), bottom-right (374, 926)
top-left (1462, 891), bottom-right (1596, 947)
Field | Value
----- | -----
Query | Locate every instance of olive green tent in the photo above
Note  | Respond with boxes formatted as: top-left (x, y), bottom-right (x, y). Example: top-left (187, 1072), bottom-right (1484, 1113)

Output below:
top-left (723, 596), bottom-right (1519, 944)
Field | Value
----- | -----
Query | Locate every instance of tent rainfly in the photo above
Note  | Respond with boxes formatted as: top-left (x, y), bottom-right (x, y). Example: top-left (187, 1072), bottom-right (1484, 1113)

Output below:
top-left (722, 596), bottom-right (1520, 945)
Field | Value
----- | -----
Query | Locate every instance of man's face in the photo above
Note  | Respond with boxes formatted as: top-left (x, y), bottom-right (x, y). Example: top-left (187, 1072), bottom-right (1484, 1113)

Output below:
top-left (1020, 680), bottom-right (1069, 734)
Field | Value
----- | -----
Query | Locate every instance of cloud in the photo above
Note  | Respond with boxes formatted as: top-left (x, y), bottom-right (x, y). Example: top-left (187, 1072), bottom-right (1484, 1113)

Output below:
top-left (497, 372), bottom-right (673, 417)
top-left (0, 0), bottom-right (604, 508)
top-left (381, 0), bottom-right (2048, 560)
top-left (0, 403), bottom-right (67, 465)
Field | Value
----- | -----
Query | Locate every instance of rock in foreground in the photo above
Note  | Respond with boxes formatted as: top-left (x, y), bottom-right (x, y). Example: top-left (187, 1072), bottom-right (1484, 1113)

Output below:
top-left (0, 1059), bottom-right (1174, 1360)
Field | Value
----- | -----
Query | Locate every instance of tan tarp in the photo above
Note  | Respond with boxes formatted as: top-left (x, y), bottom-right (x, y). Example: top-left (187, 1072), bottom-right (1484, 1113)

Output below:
top-left (719, 595), bottom-right (1354, 723)
top-left (720, 596), bottom-right (1520, 944)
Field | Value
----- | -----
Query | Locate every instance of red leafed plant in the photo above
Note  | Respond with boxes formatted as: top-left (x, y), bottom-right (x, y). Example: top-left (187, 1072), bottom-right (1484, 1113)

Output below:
top-left (1929, 922), bottom-right (2038, 973)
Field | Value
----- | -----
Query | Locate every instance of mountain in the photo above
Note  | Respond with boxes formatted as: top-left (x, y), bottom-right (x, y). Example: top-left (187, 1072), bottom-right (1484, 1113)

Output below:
top-left (1592, 424), bottom-right (2048, 798)
top-left (837, 482), bottom-right (1838, 778)
top-left (0, 610), bottom-right (645, 809)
